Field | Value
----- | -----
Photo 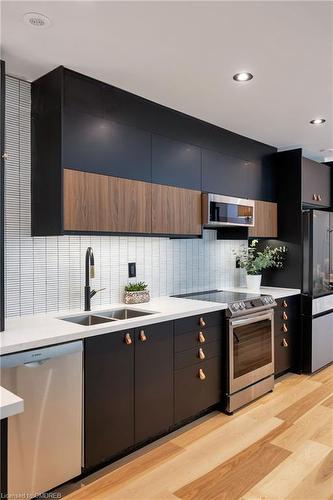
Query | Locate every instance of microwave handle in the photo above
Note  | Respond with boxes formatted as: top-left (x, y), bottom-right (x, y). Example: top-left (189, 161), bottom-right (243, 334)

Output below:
top-left (230, 311), bottom-right (273, 327)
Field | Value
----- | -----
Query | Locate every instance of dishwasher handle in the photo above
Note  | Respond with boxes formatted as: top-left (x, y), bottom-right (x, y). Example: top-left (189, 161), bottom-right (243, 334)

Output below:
top-left (0, 341), bottom-right (83, 369)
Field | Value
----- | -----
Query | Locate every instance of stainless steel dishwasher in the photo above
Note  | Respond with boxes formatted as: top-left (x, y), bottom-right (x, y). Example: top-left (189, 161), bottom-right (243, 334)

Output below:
top-left (0, 340), bottom-right (83, 497)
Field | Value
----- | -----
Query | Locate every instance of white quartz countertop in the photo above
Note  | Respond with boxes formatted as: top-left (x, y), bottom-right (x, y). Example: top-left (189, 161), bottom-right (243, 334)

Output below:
top-left (0, 297), bottom-right (227, 356)
top-left (0, 287), bottom-right (300, 356)
top-left (0, 386), bottom-right (24, 420)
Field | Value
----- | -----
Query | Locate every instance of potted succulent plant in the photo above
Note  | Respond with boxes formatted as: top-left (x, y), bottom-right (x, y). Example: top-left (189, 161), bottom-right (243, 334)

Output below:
top-left (124, 281), bottom-right (150, 304)
top-left (233, 239), bottom-right (287, 291)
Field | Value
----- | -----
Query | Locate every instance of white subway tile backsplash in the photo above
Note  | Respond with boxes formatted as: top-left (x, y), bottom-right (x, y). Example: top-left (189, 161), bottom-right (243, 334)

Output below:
top-left (4, 76), bottom-right (246, 318)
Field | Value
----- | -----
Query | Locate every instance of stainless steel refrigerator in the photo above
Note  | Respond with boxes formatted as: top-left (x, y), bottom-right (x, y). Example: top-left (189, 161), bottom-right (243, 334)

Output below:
top-left (302, 210), bottom-right (333, 372)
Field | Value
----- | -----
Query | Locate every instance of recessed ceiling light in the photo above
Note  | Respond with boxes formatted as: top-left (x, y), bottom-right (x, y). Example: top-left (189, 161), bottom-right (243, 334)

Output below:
top-left (24, 12), bottom-right (51, 28)
top-left (233, 72), bottom-right (253, 82)
top-left (310, 118), bottom-right (326, 125)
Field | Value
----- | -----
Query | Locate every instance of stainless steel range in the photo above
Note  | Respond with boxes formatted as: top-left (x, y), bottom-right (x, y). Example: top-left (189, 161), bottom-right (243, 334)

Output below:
top-left (175, 290), bottom-right (277, 413)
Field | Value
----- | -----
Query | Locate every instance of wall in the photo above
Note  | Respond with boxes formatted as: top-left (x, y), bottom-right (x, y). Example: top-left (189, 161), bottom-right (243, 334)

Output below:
top-left (5, 76), bottom-right (246, 318)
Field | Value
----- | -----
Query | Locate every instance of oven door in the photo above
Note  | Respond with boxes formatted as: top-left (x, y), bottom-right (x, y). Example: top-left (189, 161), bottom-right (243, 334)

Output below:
top-left (229, 310), bottom-right (274, 394)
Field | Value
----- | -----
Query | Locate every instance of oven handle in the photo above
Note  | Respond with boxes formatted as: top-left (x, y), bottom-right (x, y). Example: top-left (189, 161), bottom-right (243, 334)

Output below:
top-left (230, 311), bottom-right (273, 328)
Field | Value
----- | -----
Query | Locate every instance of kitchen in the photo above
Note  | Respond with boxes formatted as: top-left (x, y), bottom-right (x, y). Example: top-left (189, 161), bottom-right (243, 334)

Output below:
top-left (0, 2), bottom-right (332, 499)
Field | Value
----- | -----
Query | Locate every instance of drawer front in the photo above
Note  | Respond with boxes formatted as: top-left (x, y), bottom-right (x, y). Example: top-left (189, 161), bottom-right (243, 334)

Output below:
top-left (175, 311), bottom-right (222, 336)
top-left (175, 340), bottom-right (221, 370)
top-left (175, 357), bottom-right (221, 423)
top-left (175, 324), bottom-right (222, 353)
top-left (274, 333), bottom-right (293, 375)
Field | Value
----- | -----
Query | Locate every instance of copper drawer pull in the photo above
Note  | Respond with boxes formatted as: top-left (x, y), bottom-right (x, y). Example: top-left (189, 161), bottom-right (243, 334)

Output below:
top-left (139, 330), bottom-right (147, 342)
top-left (198, 348), bottom-right (205, 360)
top-left (198, 368), bottom-right (206, 381)
top-left (198, 331), bottom-right (206, 343)
top-left (124, 333), bottom-right (132, 345)
top-left (282, 300), bottom-right (288, 308)
top-left (282, 311), bottom-right (288, 321)
top-left (282, 338), bottom-right (288, 348)
top-left (282, 323), bottom-right (288, 333)
top-left (199, 317), bottom-right (206, 327)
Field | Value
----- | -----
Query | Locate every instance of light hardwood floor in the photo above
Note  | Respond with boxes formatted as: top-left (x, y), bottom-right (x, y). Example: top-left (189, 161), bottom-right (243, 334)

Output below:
top-left (65, 365), bottom-right (333, 500)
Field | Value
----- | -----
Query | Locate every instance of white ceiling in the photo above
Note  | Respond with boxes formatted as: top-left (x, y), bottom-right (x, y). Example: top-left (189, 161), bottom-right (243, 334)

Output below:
top-left (1, 1), bottom-right (333, 161)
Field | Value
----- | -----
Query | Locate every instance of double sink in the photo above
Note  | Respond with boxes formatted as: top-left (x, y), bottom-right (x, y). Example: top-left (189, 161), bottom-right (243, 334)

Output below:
top-left (61, 308), bottom-right (154, 326)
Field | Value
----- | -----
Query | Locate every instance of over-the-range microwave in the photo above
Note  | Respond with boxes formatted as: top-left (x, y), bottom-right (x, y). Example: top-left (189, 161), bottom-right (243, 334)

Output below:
top-left (202, 193), bottom-right (255, 227)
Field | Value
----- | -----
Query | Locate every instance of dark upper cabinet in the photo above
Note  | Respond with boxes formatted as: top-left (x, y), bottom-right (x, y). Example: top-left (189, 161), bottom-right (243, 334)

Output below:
top-left (202, 149), bottom-right (275, 201)
top-left (84, 329), bottom-right (135, 469)
top-left (202, 149), bottom-right (248, 198)
top-left (152, 134), bottom-right (201, 190)
top-left (63, 109), bottom-right (151, 181)
top-left (64, 69), bottom-right (105, 118)
top-left (32, 66), bottom-right (277, 235)
top-left (134, 322), bottom-right (174, 444)
top-left (302, 158), bottom-right (331, 207)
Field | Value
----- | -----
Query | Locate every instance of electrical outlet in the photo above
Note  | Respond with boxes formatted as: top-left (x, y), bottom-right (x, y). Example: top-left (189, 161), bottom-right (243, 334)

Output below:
top-left (128, 262), bottom-right (136, 278)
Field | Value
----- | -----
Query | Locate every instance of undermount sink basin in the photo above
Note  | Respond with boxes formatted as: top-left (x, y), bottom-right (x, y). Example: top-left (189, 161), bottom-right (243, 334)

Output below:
top-left (97, 308), bottom-right (154, 320)
top-left (61, 314), bottom-right (116, 326)
top-left (60, 308), bottom-right (155, 326)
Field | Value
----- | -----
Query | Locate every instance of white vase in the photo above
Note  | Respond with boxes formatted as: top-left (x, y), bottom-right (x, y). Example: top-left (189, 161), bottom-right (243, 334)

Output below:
top-left (246, 274), bottom-right (262, 291)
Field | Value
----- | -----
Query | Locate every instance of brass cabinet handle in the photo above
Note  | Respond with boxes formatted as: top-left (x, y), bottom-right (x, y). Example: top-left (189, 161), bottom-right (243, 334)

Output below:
top-left (318, 194), bottom-right (322, 202)
top-left (198, 347), bottom-right (205, 360)
top-left (282, 338), bottom-right (288, 348)
top-left (282, 300), bottom-right (288, 308)
top-left (198, 368), bottom-right (206, 381)
top-left (282, 311), bottom-right (288, 321)
top-left (312, 194), bottom-right (318, 201)
top-left (1, 152), bottom-right (8, 160)
top-left (282, 323), bottom-right (288, 333)
top-left (198, 331), bottom-right (206, 343)
top-left (124, 333), bottom-right (132, 345)
top-left (199, 317), bottom-right (206, 327)
top-left (139, 330), bottom-right (147, 342)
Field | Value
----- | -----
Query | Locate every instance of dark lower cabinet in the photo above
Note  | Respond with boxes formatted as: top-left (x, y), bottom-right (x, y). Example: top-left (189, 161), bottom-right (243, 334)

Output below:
top-left (84, 315), bottom-right (223, 471)
top-left (174, 311), bottom-right (223, 424)
top-left (134, 322), bottom-right (174, 444)
top-left (84, 329), bottom-right (135, 469)
top-left (274, 295), bottom-right (300, 377)
top-left (84, 322), bottom-right (174, 470)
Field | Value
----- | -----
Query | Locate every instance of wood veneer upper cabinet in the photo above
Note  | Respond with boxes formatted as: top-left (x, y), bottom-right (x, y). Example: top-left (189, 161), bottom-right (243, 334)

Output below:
top-left (151, 184), bottom-right (202, 236)
top-left (249, 200), bottom-right (278, 238)
top-left (63, 169), bottom-right (152, 233)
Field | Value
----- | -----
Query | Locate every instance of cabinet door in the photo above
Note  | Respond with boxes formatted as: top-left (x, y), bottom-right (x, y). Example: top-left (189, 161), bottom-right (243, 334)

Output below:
top-left (63, 169), bottom-right (152, 233)
top-left (84, 330), bottom-right (135, 469)
top-left (202, 149), bottom-right (249, 198)
top-left (175, 357), bottom-right (221, 423)
top-left (152, 134), bottom-right (201, 190)
top-left (274, 296), bottom-right (300, 376)
top-left (63, 109), bottom-right (151, 182)
top-left (151, 184), bottom-right (201, 235)
top-left (302, 158), bottom-right (331, 207)
top-left (249, 200), bottom-right (278, 238)
top-left (135, 322), bottom-right (174, 444)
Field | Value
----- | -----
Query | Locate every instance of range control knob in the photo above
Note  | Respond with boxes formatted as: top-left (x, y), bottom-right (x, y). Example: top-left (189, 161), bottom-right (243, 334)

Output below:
top-left (231, 302), bottom-right (239, 311)
top-left (239, 301), bottom-right (246, 309)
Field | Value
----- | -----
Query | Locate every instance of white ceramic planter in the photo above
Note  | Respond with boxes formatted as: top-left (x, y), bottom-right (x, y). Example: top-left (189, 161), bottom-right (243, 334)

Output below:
top-left (246, 274), bottom-right (262, 291)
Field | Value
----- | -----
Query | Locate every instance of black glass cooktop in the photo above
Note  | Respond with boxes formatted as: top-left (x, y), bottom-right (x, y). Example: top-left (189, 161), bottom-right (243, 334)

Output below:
top-left (174, 289), bottom-right (261, 304)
